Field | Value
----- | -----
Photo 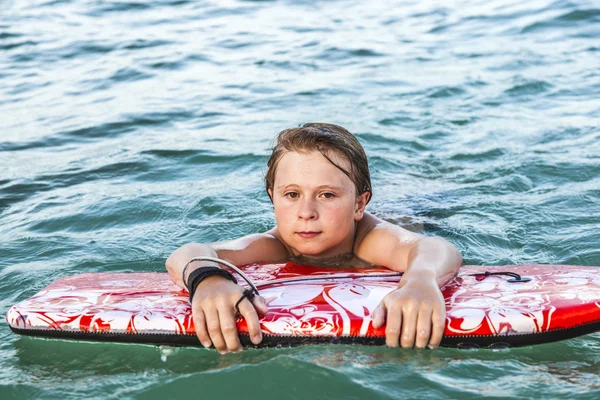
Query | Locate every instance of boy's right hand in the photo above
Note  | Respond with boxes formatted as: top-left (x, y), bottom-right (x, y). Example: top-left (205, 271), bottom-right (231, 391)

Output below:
top-left (191, 276), bottom-right (267, 354)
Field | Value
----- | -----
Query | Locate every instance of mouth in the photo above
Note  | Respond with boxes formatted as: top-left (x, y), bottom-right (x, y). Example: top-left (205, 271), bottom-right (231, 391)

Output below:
top-left (296, 231), bottom-right (321, 239)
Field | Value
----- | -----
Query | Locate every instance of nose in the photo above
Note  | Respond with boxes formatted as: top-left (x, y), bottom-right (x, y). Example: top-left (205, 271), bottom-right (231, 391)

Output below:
top-left (297, 197), bottom-right (318, 220)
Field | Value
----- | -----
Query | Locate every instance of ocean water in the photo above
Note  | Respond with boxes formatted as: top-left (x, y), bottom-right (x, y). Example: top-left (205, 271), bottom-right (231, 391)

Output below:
top-left (1, 0), bottom-right (599, 398)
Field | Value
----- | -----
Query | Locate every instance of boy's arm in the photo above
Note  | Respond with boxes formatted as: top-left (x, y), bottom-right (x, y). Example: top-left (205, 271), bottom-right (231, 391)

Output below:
top-left (166, 230), bottom-right (289, 289)
top-left (165, 230), bottom-right (290, 354)
top-left (355, 213), bottom-right (462, 349)
top-left (356, 215), bottom-right (462, 285)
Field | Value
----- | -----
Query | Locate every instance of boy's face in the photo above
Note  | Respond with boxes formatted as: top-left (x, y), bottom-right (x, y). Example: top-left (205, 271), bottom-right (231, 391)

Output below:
top-left (268, 150), bottom-right (369, 257)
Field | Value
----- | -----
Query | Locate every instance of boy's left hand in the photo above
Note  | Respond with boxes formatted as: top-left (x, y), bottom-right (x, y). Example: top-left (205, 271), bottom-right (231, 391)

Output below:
top-left (371, 274), bottom-right (446, 349)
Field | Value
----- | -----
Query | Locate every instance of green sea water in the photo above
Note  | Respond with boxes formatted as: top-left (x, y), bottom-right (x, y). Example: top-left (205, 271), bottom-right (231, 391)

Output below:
top-left (1, 0), bottom-right (599, 398)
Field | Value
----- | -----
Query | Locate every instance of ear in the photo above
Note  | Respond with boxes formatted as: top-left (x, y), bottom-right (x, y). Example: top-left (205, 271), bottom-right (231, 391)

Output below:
top-left (267, 188), bottom-right (274, 203)
top-left (353, 191), bottom-right (370, 220)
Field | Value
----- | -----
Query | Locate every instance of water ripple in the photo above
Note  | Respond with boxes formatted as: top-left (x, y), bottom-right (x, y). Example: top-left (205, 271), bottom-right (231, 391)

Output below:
top-left (505, 79), bottom-right (553, 97)
top-left (522, 8), bottom-right (600, 33)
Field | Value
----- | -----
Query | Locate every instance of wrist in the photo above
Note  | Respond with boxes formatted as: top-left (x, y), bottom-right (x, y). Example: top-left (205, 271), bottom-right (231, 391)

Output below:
top-left (187, 266), bottom-right (237, 302)
top-left (197, 274), bottom-right (235, 288)
top-left (400, 268), bottom-right (437, 287)
top-left (182, 259), bottom-right (220, 288)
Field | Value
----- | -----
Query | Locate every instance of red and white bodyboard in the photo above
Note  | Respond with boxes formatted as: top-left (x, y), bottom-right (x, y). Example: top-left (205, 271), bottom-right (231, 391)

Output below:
top-left (7, 263), bottom-right (600, 348)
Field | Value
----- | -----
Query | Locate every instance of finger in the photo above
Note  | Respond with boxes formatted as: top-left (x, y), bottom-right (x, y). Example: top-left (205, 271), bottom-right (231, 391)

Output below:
top-left (415, 306), bottom-right (433, 349)
top-left (205, 307), bottom-right (227, 354)
top-left (251, 295), bottom-right (268, 316)
top-left (238, 297), bottom-right (263, 345)
top-left (372, 302), bottom-right (387, 329)
top-left (400, 306), bottom-right (418, 348)
top-left (428, 307), bottom-right (446, 349)
top-left (217, 303), bottom-right (243, 353)
top-left (384, 302), bottom-right (402, 347)
top-left (192, 308), bottom-right (211, 348)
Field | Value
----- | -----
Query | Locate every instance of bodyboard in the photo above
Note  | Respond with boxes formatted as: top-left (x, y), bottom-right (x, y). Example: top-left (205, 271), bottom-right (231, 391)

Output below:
top-left (7, 263), bottom-right (600, 348)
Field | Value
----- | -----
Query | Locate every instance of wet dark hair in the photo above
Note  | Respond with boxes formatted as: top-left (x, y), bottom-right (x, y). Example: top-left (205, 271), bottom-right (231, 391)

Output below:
top-left (265, 123), bottom-right (372, 203)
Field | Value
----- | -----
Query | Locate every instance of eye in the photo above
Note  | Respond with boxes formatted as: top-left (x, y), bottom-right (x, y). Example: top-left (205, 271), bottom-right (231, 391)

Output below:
top-left (284, 192), bottom-right (299, 199)
top-left (321, 192), bottom-right (335, 199)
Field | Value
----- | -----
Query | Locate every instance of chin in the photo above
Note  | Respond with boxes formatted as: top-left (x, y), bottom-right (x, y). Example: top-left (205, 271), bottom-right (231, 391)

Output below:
top-left (292, 242), bottom-right (329, 257)
top-left (295, 247), bottom-right (323, 256)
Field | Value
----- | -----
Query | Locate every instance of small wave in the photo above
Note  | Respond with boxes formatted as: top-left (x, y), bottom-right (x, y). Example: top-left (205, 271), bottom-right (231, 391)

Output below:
top-left (216, 38), bottom-right (257, 50)
top-left (0, 182), bottom-right (51, 214)
top-left (26, 196), bottom-right (168, 234)
top-left (0, 32), bottom-right (22, 40)
top-left (316, 47), bottom-right (386, 62)
top-left (109, 67), bottom-right (153, 83)
top-left (254, 59), bottom-right (318, 72)
top-left (0, 111), bottom-right (195, 153)
top-left (145, 60), bottom-right (184, 71)
top-left (488, 56), bottom-right (548, 72)
top-left (365, 78), bottom-right (410, 88)
top-left (349, 49), bottom-right (385, 57)
top-left (427, 86), bottom-right (466, 99)
top-left (280, 26), bottom-right (333, 34)
top-left (360, 133), bottom-right (429, 153)
top-left (378, 115), bottom-right (419, 127)
top-left (140, 149), bottom-right (204, 159)
top-left (141, 148), bottom-right (259, 160)
top-left (120, 39), bottom-right (173, 50)
top-left (60, 41), bottom-right (116, 60)
top-left (0, 137), bottom-right (65, 152)
top-left (557, 9), bottom-right (600, 22)
top-left (39, 0), bottom-right (77, 7)
top-left (449, 148), bottom-right (507, 162)
top-left (143, 53), bottom-right (214, 71)
top-left (521, 8), bottom-right (600, 33)
top-left (448, 118), bottom-right (476, 126)
top-left (61, 111), bottom-right (195, 140)
top-left (88, 1), bottom-right (152, 16)
top-left (5, 79), bottom-right (51, 97)
top-left (14, 160), bottom-right (151, 196)
top-left (1, 40), bottom-right (37, 52)
top-left (294, 87), bottom-right (354, 97)
top-left (504, 79), bottom-right (553, 97)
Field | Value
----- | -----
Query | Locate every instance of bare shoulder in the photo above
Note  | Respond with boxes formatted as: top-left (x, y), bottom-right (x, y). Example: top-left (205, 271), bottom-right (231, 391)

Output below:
top-left (354, 212), bottom-right (425, 268)
top-left (355, 212), bottom-right (424, 244)
top-left (211, 228), bottom-right (291, 265)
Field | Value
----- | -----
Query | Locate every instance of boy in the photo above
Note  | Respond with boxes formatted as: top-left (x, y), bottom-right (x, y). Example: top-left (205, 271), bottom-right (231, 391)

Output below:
top-left (166, 123), bottom-right (462, 354)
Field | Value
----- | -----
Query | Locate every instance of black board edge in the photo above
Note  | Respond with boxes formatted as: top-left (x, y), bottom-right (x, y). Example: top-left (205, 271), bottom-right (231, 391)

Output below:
top-left (9, 320), bottom-right (600, 349)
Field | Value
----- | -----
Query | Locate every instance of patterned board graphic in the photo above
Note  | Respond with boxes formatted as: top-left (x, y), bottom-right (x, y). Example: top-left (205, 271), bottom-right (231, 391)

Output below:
top-left (7, 263), bottom-right (600, 348)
